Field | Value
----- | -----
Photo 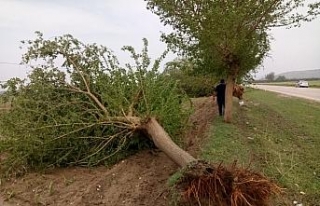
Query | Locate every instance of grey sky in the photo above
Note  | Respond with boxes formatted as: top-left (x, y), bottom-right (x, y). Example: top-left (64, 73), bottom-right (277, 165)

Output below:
top-left (262, 19), bottom-right (320, 78)
top-left (0, 0), bottom-right (319, 81)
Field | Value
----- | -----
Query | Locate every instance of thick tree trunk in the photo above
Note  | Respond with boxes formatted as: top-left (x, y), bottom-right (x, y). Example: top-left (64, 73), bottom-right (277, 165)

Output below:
top-left (143, 117), bottom-right (196, 167)
top-left (224, 75), bottom-right (235, 123)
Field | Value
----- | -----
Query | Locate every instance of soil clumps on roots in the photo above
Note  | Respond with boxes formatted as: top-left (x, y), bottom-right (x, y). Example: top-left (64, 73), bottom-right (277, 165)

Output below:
top-left (178, 161), bottom-right (282, 206)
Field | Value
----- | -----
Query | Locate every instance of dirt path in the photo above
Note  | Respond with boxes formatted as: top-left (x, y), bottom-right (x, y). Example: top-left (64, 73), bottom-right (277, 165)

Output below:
top-left (0, 97), bottom-right (216, 206)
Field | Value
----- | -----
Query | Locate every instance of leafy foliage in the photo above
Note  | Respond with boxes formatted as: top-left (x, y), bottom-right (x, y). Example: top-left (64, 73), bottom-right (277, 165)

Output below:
top-left (0, 32), bottom-right (190, 175)
top-left (146, 0), bottom-right (320, 122)
top-left (146, 0), bottom-right (319, 77)
top-left (178, 75), bottom-right (216, 98)
top-left (265, 72), bottom-right (275, 81)
top-left (275, 75), bottom-right (286, 81)
top-left (163, 58), bottom-right (218, 97)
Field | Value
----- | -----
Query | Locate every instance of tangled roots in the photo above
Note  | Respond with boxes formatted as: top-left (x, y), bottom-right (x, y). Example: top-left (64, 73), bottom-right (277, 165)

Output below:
top-left (178, 161), bottom-right (282, 206)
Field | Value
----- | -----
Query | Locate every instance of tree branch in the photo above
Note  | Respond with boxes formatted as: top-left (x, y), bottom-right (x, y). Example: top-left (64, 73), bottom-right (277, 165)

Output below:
top-left (246, 0), bottom-right (281, 38)
top-left (67, 84), bottom-right (109, 117)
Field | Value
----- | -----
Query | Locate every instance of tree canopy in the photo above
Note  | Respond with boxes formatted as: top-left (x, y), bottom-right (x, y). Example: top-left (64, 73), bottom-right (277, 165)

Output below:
top-left (145, 0), bottom-right (320, 122)
top-left (265, 72), bottom-right (276, 81)
top-left (0, 32), bottom-right (190, 175)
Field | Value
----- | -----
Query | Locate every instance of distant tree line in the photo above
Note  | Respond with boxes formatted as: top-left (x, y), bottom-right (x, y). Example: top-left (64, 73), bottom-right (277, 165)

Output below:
top-left (264, 72), bottom-right (286, 82)
top-left (255, 74), bottom-right (320, 83)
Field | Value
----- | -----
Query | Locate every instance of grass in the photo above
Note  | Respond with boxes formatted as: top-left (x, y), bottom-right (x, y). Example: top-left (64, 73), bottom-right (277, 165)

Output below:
top-left (260, 80), bottom-right (320, 88)
top-left (201, 88), bottom-right (320, 205)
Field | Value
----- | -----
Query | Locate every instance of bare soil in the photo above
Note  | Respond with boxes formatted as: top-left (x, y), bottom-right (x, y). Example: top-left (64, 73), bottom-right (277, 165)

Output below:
top-left (0, 96), bottom-right (216, 206)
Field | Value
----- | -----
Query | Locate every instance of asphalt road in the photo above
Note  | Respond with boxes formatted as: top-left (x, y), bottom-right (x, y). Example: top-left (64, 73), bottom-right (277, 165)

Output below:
top-left (253, 85), bottom-right (320, 102)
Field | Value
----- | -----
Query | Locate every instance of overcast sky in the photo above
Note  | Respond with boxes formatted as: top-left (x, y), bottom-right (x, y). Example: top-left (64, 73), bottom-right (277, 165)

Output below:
top-left (0, 0), bottom-right (319, 81)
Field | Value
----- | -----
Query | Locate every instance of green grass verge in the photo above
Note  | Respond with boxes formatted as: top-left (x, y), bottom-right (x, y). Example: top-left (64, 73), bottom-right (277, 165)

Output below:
top-left (202, 88), bottom-right (320, 205)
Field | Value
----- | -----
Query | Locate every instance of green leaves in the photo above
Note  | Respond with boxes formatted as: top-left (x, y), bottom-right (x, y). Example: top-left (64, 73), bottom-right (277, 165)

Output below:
top-left (145, 0), bottom-right (319, 79)
top-left (0, 33), bottom-right (190, 175)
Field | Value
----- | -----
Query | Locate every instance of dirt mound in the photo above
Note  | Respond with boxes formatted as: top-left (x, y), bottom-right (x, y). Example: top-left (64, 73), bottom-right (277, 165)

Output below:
top-left (0, 97), bottom-right (216, 206)
top-left (1, 152), bottom-right (177, 206)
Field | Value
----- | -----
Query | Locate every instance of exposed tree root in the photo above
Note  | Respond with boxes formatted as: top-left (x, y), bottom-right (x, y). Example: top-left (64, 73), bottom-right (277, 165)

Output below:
top-left (143, 118), bottom-right (281, 205)
top-left (178, 161), bottom-right (282, 206)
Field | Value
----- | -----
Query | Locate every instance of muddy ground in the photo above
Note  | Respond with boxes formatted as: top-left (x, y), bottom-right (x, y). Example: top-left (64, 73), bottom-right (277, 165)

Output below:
top-left (0, 97), bottom-right (216, 206)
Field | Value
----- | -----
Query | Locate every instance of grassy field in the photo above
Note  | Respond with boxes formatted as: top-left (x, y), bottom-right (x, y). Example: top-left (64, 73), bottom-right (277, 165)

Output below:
top-left (260, 80), bottom-right (320, 88)
top-left (202, 89), bottom-right (320, 205)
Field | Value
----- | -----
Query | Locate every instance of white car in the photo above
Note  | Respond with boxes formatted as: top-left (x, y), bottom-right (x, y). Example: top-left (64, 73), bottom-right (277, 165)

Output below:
top-left (296, 80), bottom-right (309, 88)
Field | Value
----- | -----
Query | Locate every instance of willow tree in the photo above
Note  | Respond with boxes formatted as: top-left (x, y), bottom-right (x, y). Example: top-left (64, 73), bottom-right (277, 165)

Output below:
top-left (0, 32), bottom-right (195, 174)
top-left (145, 0), bottom-right (320, 122)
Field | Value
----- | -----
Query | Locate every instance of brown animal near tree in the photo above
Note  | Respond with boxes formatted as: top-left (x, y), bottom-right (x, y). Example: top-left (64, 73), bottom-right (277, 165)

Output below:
top-left (212, 84), bottom-right (245, 100)
top-left (233, 84), bottom-right (244, 100)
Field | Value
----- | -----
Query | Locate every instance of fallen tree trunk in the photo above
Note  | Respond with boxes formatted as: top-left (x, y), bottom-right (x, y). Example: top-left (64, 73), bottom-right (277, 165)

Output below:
top-left (141, 117), bottom-right (281, 206)
top-left (143, 117), bottom-right (195, 167)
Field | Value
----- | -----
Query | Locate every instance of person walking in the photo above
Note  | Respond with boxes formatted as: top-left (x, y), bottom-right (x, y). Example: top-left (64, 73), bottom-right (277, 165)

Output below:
top-left (214, 79), bottom-right (226, 116)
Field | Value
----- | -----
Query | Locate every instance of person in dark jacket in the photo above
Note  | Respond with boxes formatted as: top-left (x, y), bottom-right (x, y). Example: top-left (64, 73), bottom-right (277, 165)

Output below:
top-left (214, 79), bottom-right (226, 116)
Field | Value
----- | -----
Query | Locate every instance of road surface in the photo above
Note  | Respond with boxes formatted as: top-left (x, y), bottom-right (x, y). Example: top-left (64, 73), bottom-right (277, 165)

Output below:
top-left (253, 85), bottom-right (320, 102)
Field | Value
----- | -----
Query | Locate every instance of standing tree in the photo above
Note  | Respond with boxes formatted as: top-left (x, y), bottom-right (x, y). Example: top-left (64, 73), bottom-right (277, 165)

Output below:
top-left (276, 75), bottom-right (286, 81)
top-left (145, 0), bottom-right (320, 122)
top-left (265, 72), bottom-right (276, 81)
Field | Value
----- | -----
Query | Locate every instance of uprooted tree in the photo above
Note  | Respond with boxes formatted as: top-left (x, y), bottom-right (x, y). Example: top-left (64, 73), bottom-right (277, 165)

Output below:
top-left (0, 33), bottom-right (281, 205)
top-left (0, 32), bottom-right (192, 171)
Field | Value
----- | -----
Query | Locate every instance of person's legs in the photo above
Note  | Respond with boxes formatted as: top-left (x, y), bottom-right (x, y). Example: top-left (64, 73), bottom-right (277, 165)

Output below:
top-left (222, 101), bottom-right (225, 116)
top-left (217, 99), bottom-right (223, 116)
